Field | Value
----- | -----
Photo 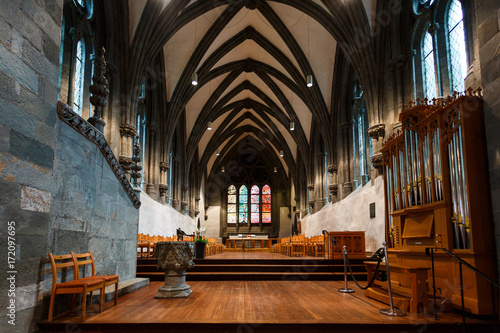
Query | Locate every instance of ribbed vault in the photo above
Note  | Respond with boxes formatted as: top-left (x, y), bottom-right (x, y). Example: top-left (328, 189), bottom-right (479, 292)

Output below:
top-left (127, 0), bottom-right (378, 196)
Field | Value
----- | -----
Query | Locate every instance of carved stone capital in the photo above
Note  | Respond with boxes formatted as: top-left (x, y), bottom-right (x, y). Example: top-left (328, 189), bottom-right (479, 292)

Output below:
top-left (328, 183), bottom-right (339, 196)
top-left (308, 200), bottom-right (315, 209)
top-left (120, 123), bottom-right (138, 138)
top-left (119, 156), bottom-right (133, 171)
top-left (181, 201), bottom-right (188, 209)
top-left (181, 186), bottom-right (189, 192)
top-left (147, 124), bottom-right (158, 133)
top-left (195, 197), bottom-right (200, 202)
top-left (160, 161), bottom-right (170, 172)
top-left (371, 153), bottom-right (384, 172)
top-left (307, 184), bottom-right (315, 191)
top-left (368, 124), bottom-right (386, 141)
top-left (327, 165), bottom-right (338, 175)
top-left (159, 184), bottom-right (169, 196)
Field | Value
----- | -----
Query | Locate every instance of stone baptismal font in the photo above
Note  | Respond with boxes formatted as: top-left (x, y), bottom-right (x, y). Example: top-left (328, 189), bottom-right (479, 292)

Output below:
top-left (153, 241), bottom-right (196, 298)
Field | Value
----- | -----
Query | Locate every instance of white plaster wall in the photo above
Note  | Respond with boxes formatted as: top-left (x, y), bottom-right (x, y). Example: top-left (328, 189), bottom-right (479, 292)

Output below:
top-left (138, 190), bottom-right (195, 237)
top-left (279, 207), bottom-right (292, 238)
top-left (301, 176), bottom-right (385, 252)
top-left (205, 206), bottom-right (222, 243)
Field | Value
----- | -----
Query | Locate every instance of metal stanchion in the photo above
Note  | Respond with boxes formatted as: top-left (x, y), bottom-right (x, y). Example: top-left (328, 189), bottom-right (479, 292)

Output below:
top-left (380, 242), bottom-right (406, 316)
top-left (338, 245), bottom-right (354, 293)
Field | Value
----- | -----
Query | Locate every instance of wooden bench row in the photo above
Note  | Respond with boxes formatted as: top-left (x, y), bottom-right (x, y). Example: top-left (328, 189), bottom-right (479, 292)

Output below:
top-left (48, 251), bottom-right (118, 322)
top-left (272, 235), bottom-right (325, 257)
top-left (138, 233), bottom-right (222, 257)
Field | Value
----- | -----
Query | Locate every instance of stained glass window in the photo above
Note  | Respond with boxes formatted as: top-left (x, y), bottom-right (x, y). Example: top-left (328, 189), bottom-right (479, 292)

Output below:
top-left (262, 185), bottom-right (271, 223)
top-left (251, 185), bottom-right (260, 223)
top-left (73, 38), bottom-right (85, 116)
top-left (228, 185), bottom-right (237, 224)
top-left (239, 185), bottom-right (248, 223)
top-left (447, 0), bottom-right (467, 93)
top-left (422, 31), bottom-right (437, 100)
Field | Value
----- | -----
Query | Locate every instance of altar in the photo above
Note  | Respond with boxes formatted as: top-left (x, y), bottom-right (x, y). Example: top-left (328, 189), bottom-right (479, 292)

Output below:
top-left (225, 235), bottom-right (274, 250)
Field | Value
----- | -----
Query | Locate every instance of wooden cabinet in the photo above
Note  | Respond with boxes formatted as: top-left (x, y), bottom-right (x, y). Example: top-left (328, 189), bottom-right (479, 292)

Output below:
top-left (324, 231), bottom-right (366, 259)
top-left (380, 89), bottom-right (497, 315)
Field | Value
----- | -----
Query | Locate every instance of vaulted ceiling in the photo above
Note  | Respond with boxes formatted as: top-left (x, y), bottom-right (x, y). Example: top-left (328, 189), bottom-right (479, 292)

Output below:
top-left (127, 0), bottom-right (377, 183)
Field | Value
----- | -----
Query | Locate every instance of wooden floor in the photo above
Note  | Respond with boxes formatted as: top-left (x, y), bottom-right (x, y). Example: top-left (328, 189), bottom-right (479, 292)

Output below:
top-left (208, 252), bottom-right (321, 260)
top-left (39, 279), bottom-right (497, 332)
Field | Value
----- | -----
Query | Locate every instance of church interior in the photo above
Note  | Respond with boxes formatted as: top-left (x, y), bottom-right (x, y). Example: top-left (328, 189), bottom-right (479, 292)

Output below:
top-left (1, 0), bottom-right (500, 332)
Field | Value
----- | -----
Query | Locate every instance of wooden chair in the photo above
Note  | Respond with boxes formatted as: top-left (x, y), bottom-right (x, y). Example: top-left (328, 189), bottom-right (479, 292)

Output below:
top-left (48, 253), bottom-right (105, 322)
top-left (72, 252), bottom-right (119, 306)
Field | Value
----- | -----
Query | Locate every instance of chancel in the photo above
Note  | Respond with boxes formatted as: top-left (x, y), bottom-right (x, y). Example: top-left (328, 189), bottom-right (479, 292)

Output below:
top-left (1, 0), bottom-right (500, 332)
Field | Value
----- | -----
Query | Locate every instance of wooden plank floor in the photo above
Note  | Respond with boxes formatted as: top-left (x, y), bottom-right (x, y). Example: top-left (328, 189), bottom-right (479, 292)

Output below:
top-left (39, 280), bottom-right (497, 333)
top-left (207, 252), bottom-right (322, 260)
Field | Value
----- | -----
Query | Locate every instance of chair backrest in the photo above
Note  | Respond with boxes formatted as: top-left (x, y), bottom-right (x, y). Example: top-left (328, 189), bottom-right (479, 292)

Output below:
top-left (71, 252), bottom-right (96, 279)
top-left (48, 253), bottom-right (76, 290)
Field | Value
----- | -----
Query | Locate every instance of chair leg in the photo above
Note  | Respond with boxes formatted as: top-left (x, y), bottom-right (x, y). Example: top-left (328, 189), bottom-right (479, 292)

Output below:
top-left (48, 292), bottom-right (56, 322)
top-left (99, 286), bottom-right (104, 312)
top-left (114, 282), bottom-right (118, 305)
top-left (81, 287), bottom-right (87, 322)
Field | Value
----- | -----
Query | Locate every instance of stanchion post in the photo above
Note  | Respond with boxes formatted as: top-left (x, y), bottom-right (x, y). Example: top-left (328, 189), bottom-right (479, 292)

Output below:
top-left (380, 242), bottom-right (406, 317)
top-left (338, 245), bottom-right (354, 293)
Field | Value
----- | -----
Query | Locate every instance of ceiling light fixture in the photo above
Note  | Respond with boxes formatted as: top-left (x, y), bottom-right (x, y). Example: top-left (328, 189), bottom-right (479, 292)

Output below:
top-left (274, 167), bottom-right (277, 173)
top-left (191, 73), bottom-right (198, 86)
top-left (216, 149), bottom-right (220, 156)
top-left (222, 166), bottom-right (225, 172)
top-left (207, 121), bottom-right (212, 130)
top-left (280, 150), bottom-right (284, 157)
top-left (306, 75), bottom-right (313, 88)
top-left (290, 121), bottom-right (295, 131)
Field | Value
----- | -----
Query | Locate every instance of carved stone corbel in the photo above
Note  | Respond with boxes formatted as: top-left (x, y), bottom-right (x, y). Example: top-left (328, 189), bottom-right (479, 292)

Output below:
top-left (328, 183), bottom-right (339, 197)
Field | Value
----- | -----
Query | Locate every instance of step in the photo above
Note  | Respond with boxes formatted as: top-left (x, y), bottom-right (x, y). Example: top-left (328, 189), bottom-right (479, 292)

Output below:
top-left (136, 271), bottom-right (368, 281)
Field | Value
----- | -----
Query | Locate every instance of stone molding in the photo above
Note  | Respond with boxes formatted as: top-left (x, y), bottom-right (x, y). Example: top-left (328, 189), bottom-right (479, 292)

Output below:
top-left (327, 165), bottom-right (338, 174)
top-left (368, 124), bottom-right (385, 141)
top-left (120, 123), bottom-right (138, 137)
top-left (57, 101), bottom-right (141, 209)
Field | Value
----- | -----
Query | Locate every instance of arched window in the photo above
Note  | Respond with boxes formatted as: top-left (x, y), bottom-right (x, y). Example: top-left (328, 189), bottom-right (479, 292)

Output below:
top-left (447, 0), bottom-right (467, 92)
top-left (262, 185), bottom-right (271, 223)
top-left (250, 185), bottom-right (260, 224)
top-left (73, 38), bottom-right (85, 115)
top-left (227, 185), bottom-right (237, 224)
top-left (352, 78), bottom-right (371, 187)
top-left (422, 31), bottom-right (438, 100)
top-left (227, 184), bottom-right (271, 224)
top-left (239, 185), bottom-right (248, 224)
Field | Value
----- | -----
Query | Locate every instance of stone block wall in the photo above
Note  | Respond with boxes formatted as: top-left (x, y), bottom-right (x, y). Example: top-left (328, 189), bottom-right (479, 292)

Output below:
top-left (0, 1), bottom-right (62, 331)
top-left (476, 0), bottom-right (500, 272)
top-left (0, 1), bottom-right (140, 331)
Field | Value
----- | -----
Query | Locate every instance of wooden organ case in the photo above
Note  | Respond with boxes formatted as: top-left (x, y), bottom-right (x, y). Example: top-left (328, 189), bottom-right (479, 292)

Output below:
top-left (380, 88), bottom-right (497, 315)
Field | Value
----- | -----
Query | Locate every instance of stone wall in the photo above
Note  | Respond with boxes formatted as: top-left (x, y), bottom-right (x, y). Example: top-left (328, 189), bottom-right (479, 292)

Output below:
top-left (476, 0), bottom-right (500, 272)
top-left (301, 176), bottom-right (385, 252)
top-left (49, 121), bottom-right (139, 279)
top-left (204, 206), bottom-right (222, 243)
top-left (0, 0), bottom-right (62, 331)
top-left (138, 191), bottom-right (195, 237)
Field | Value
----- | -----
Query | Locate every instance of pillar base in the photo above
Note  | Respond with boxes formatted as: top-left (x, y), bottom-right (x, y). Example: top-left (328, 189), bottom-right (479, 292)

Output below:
top-left (154, 271), bottom-right (192, 298)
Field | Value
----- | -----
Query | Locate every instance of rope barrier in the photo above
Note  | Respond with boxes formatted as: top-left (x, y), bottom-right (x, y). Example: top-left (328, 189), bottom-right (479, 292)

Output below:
top-left (344, 251), bottom-right (382, 290)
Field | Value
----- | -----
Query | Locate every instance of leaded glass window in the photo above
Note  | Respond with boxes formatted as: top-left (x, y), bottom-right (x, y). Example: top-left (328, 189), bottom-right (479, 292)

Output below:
top-left (227, 185), bottom-right (237, 224)
top-left (73, 39), bottom-right (85, 116)
top-left (447, 0), bottom-right (467, 92)
top-left (262, 185), bottom-right (271, 223)
top-left (251, 185), bottom-right (260, 224)
top-left (239, 185), bottom-right (248, 223)
top-left (422, 31), bottom-right (437, 100)
top-left (227, 184), bottom-right (271, 224)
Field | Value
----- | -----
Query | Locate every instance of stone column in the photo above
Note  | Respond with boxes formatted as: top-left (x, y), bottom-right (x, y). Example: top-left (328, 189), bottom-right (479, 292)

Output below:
top-left (307, 184), bottom-right (315, 213)
top-left (368, 123), bottom-right (386, 180)
top-left (130, 138), bottom-right (142, 192)
top-left (159, 161), bottom-right (169, 204)
top-left (171, 158), bottom-right (180, 211)
top-left (181, 185), bottom-right (189, 214)
top-left (119, 124), bottom-right (137, 177)
top-left (316, 153), bottom-right (326, 210)
top-left (327, 165), bottom-right (339, 203)
top-left (146, 123), bottom-right (158, 199)
top-left (340, 122), bottom-right (351, 184)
